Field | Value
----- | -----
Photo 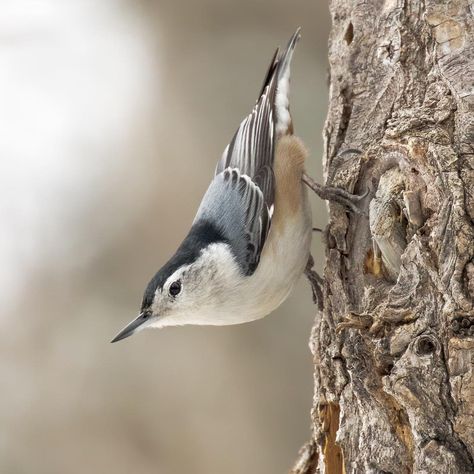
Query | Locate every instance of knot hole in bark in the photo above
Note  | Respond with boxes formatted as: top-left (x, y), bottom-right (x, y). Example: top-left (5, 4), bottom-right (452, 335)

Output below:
top-left (414, 334), bottom-right (439, 357)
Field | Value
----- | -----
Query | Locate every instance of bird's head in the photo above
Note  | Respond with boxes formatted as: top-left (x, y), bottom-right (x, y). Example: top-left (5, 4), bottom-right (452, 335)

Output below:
top-left (111, 242), bottom-right (240, 342)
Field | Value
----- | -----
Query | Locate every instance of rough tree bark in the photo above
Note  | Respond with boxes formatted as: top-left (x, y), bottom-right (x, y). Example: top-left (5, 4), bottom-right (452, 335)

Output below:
top-left (293, 1), bottom-right (474, 473)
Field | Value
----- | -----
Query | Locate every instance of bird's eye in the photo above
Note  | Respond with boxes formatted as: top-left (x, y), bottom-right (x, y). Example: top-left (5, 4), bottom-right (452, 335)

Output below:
top-left (169, 280), bottom-right (182, 297)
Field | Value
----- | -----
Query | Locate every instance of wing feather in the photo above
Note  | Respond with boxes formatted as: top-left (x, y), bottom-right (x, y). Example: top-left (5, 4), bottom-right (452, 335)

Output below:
top-left (203, 29), bottom-right (301, 275)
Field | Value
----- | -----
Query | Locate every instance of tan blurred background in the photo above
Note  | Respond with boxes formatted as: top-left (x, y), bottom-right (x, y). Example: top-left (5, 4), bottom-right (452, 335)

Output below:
top-left (0, 1), bottom-right (330, 473)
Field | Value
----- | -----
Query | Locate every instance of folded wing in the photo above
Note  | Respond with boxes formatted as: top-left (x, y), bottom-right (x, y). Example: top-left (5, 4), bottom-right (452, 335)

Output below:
top-left (196, 29), bottom-right (301, 275)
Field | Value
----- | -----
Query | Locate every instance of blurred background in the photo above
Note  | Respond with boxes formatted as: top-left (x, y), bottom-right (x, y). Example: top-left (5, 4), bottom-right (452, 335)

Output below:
top-left (0, 1), bottom-right (330, 473)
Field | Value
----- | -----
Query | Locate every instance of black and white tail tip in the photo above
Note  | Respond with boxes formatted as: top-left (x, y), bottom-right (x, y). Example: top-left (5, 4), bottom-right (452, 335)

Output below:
top-left (267, 27), bottom-right (301, 136)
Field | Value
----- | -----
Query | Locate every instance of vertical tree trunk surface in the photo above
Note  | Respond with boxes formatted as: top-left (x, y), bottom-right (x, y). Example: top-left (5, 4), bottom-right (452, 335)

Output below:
top-left (293, 1), bottom-right (474, 472)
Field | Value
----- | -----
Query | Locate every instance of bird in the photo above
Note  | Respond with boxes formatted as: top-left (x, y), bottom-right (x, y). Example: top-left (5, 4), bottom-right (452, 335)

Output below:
top-left (112, 28), bottom-right (358, 343)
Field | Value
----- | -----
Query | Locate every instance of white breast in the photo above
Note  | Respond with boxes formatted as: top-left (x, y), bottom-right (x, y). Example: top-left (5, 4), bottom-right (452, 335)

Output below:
top-left (204, 199), bottom-right (312, 325)
top-left (241, 208), bottom-right (312, 321)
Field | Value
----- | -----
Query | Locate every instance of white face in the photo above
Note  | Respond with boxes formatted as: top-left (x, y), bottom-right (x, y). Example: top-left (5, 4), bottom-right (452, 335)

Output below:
top-left (111, 243), bottom-right (245, 342)
top-left (147, 243), bottom-right (242, 328)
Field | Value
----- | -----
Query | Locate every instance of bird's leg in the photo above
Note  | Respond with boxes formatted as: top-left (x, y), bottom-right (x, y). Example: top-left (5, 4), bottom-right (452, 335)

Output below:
top-left (304, 254), bottom-right (324, 311)
top-left (302, 173), bottom-right (368, 215)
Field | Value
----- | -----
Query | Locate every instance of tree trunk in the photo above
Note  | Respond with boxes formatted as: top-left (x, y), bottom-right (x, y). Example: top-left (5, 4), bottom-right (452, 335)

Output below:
top-left (293, 1), bottom-right (474, 472)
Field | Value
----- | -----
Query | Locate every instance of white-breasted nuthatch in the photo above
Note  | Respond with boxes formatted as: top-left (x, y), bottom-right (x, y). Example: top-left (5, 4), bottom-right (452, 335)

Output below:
top-left (112, 29), bottom-right (317, 342)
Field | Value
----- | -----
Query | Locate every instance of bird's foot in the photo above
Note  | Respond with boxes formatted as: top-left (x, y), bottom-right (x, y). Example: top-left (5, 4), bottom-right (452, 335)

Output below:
top-left (304, 255), bottom-right (324, 311)
top-left (302, 173), bottom-right (368, 215)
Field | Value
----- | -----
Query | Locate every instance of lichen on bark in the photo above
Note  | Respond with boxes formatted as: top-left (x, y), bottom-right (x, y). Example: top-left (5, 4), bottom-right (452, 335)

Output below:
top-left (292, 1), bottom-right (474, 472)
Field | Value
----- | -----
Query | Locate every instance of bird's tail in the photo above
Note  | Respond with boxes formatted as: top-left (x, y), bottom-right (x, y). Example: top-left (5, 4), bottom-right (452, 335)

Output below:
top-left (258, 28), bottom-right (301, 137)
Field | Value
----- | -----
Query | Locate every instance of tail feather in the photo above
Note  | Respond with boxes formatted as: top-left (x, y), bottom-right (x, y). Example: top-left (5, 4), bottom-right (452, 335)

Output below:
top-left (257, 28), bottom-right (301, 136)
top-left (275, 28), bottom-right (300, 135)
top-left (257, 47), bottom-right (280, 99)
top-left (215, 29), bottom-right (302, 205)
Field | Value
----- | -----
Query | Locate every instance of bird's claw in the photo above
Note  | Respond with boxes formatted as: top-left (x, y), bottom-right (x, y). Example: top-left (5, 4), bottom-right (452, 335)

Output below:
top-left (302, 173), bottom-right (369, 215)
top-left (304, 255), bottom-right (324, 310)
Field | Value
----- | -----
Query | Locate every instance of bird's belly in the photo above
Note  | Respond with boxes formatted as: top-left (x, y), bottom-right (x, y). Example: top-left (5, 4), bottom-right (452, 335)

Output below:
top-left (227, 207), bottom-right (312, 323)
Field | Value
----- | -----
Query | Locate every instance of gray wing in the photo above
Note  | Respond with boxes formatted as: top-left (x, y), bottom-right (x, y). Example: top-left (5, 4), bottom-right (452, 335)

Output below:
top-left (208, 53), bottom-right (278, 275)
top-left (194, 168), bottom-right (270, 275)
top-left (196, 30), bottom-right (300, 275)
top-left (207, 76), bottom-right (276, 275)
top-left (215, 78), bottom-right (277, 207)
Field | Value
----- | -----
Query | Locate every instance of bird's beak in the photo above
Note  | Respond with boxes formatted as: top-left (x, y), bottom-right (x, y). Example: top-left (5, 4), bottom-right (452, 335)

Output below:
top-left (111, 312), bottom-right (150, 343)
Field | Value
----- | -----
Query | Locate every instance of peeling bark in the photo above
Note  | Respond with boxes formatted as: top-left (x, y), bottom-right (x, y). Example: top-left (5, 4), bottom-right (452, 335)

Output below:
top-left (293, 1), bottom-right (474, 472)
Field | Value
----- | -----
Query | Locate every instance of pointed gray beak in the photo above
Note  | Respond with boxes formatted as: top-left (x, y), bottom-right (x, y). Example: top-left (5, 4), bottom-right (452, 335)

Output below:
top-left (111, 312), bottom-right (150, 343)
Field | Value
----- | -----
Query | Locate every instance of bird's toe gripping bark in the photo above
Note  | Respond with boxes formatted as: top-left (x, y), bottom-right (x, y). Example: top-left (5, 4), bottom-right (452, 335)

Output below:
top-left (302, 173), bottom-right (369, 215)
top-left (304, 254), bottom-right (324, 310)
